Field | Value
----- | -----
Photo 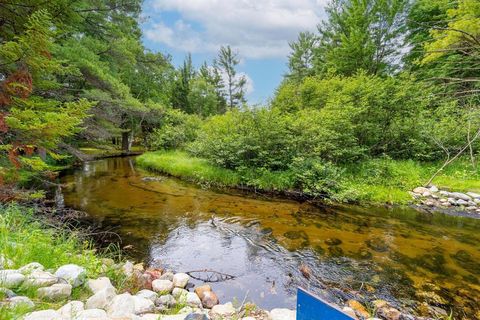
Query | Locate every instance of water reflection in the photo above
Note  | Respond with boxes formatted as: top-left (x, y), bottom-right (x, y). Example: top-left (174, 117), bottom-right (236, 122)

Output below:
top-left (61, 157), bottom-right (480, 317)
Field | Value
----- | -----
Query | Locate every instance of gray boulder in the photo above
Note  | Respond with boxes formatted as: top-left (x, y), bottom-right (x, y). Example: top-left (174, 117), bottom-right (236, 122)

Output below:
top-left (7, 296), bottom-right (35, 310)
top-left (54, 264), bottom-right (86, 288)
top-left (24, 270), bottom-right (58, 287)
top-left (172, 273), bottom-right (189, 288)
top-left (152, 279), bottom-right (173, 294)
top-left (451, 192), bottom-right (471, 201)
top-left (106, 293), bottom-right (136, 317)
top-left (85, 286), bottom-right (116, 309)
top-left (19, 262), bottom-right (44, 275)
top-left (37, 283), bottom-right (72, 300)
top-left (87, 277), bottom-right (116, 294)
top-left (57, 300), bottom-right (84, 318)
top-left (0, 271), bottom-right (25, 288)
top-left (136, 289), bottom-right (158, 302)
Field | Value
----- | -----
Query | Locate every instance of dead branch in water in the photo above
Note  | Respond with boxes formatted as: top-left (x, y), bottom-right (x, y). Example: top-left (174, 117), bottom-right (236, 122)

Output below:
top-left (186, 269), bottom-right (235, 282)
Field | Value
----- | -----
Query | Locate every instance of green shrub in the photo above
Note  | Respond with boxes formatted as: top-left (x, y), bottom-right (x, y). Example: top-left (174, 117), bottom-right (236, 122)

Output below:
top-left (147, 109), bottom-right (201, 150)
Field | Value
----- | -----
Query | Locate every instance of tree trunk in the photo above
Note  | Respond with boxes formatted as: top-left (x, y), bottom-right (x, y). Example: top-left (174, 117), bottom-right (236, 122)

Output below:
top-left (122, 131), bottom-right (130, 152)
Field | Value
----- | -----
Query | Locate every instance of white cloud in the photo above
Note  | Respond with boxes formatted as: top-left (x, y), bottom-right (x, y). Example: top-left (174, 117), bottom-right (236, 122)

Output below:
top-left (143, 0), bottom-right (327, 59)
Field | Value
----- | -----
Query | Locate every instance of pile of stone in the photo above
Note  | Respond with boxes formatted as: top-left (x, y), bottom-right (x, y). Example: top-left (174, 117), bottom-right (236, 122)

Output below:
top-left (411, 186), bottom-right (480, 214)
top-left (0, 259), bottom-right (296, 320)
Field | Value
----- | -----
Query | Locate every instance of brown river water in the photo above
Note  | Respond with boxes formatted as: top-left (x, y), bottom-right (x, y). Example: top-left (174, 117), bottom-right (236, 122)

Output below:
top-left (60, 157), bottom-right (480, 319)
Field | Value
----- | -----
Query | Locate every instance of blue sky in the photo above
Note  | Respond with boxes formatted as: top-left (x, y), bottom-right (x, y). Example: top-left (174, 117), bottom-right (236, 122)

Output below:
top-left (140, 0), bottom-right (327, 104)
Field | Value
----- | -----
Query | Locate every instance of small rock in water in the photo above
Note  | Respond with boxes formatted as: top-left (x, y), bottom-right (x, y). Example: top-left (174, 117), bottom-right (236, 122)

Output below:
top-left (54, 264), bottom-right (86, 288)
top-left (186, 292), bottom-right (202, 308)
top-left (152, 279), bottom-right (174, 293)
top-left (194, 284), bottom-right (212, 300)
top-left (451, 192), bottom-right (471, 201)
top-left (270, 308), bottom-right (296, 320)
top-left (201, 290), bottom-right (219, 308)
top-left (466, 192), bottom-right (480, 199)
top-left (413, 187), bottom-right (429, 194)
top-left (37, 283), bottom-right (72, 300)
top-left (172, 272), bottom-right (190, 288)
top-left (422, 191), bottom-right (431, 197)
top-left (325, 238), bottom-right (342, 246)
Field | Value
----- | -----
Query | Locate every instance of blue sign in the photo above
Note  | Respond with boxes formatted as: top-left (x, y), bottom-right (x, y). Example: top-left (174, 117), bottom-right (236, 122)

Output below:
top-left (297, 287), bottom-right (355, 320)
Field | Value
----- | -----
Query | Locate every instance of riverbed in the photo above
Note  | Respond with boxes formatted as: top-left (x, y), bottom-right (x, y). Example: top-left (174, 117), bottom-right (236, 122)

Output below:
top-left (61, 157), bottom-right (480, 318)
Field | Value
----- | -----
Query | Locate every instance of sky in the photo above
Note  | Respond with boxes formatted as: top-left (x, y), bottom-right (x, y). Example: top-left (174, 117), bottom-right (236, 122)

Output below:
top-left (141, 0), bottom-right (327, 104)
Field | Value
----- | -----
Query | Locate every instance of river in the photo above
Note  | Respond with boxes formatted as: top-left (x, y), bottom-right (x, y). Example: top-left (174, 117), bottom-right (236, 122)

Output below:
top-left (61, 156), bottom-right (480, 319)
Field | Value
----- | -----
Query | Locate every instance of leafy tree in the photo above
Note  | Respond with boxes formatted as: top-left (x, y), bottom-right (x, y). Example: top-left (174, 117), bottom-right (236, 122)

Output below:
top-left (214, 46), bottom-right (247, 108)
top-left (0, 10), bottom-right (92, 177)
top-left (314, 0), bottom-right (408, 76)
top-left (287, 32), bottom-right (318, 82)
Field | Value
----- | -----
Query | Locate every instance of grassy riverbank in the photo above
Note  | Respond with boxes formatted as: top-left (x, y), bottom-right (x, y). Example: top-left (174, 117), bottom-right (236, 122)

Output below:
top-left (0, 204), bottom-right (127, 319)
top-left (137, 151), bottom-right (480, 204)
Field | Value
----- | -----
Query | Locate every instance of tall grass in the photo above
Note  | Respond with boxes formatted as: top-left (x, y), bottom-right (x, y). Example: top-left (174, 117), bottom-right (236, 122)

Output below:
top-left (137, 151), bottom-right (480, 205)
top-left (0, 204), bottom-right (127, 319)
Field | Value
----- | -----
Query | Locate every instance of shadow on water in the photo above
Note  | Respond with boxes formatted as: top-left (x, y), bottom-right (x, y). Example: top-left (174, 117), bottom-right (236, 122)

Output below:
top-left (60, 157), bottom-right (480, 317)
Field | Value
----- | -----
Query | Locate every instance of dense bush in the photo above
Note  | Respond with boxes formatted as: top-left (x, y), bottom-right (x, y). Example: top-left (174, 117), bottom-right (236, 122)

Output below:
top-left (146, 109), bottom-right (201, 150)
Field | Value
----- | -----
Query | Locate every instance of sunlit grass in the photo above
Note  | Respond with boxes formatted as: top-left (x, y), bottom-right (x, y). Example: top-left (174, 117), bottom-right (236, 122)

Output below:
top-left (137, 151), bottom-right (480, 205)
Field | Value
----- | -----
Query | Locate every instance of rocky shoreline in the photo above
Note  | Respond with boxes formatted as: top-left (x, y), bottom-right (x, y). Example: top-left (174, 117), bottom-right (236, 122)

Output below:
top-left (411, 185), bottom-right (480, 218)
top-left (0, 257), bottom-right (420, 320)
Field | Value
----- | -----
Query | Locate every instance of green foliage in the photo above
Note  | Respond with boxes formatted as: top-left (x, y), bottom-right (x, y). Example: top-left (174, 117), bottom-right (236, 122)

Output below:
top-left (146, 110), bottom-right (202, 150)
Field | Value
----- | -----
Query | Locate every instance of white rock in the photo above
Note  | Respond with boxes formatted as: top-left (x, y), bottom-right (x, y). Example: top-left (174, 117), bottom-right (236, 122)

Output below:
top-left (7, 296), bottom-right (35, 309)
top-left (159, 271), bottom-right (174, 281)
top-left (87, 277), bottom-right (115, 294)
top-left (172, 287), bottom-right (188, 299)
top-left (106, 293), bottom-right (135, 317)
top-left (133, 295), bottom-right (155, 314)
top-left (37, 283), bottom-right (72, 300)
top-left (448, 198), bottom-right (457, 205)
top-left (0, 287), bottom-right (16, 298)
top-left (24, 270), bottom-right (58, 287)
top-left (152, 279), bottom-right (173, 293)
top-left (242, 317), bottom-right (256, 320)
top-left (19, 262), bottom-right (44, 275)
top-left (58, 300), bottom-right (84, 318)
top-left (55, 264), bottom-right (86, 288)
top-left (186, 292), bottom-right (202, 308)
top-left (73, 308), bottom-right (108, 320)
top-left (422, 191), bottom-right (431, 197)
top-left (439, 190), bottom-right (450, 196)
top-left (413, 187), bottom-right (429, 194)
top-left (122, 261), bottom-right (135, 277)
top-left (141, 314), bottom-right (188, 320)
top-left (24, 310), bottom-right (63, 320)
top-left (0, 271), bottom-right (25, 288)
top-left (136, 289), bottom-right (158, 302)
top-left (156, 294), bottom-right (176, 307)
top-left (429, 185), bottom-right (439, 193)
top-left (172, 273), bottom-right (189, 288)
top-left (211, 302), bottom-right (236, 317)
top-left (457, 199), bottom-right (468, 206)
top-left (270, 308), bottom-right (296, 320)
top-left (85, 286), bottom-right (116, 310)
top-left (342, 307), bottom-right (357, 319)
top-left (467, 192), bottom-right (480, 199)
top-left (451, 192), bottom-right (471, 201)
